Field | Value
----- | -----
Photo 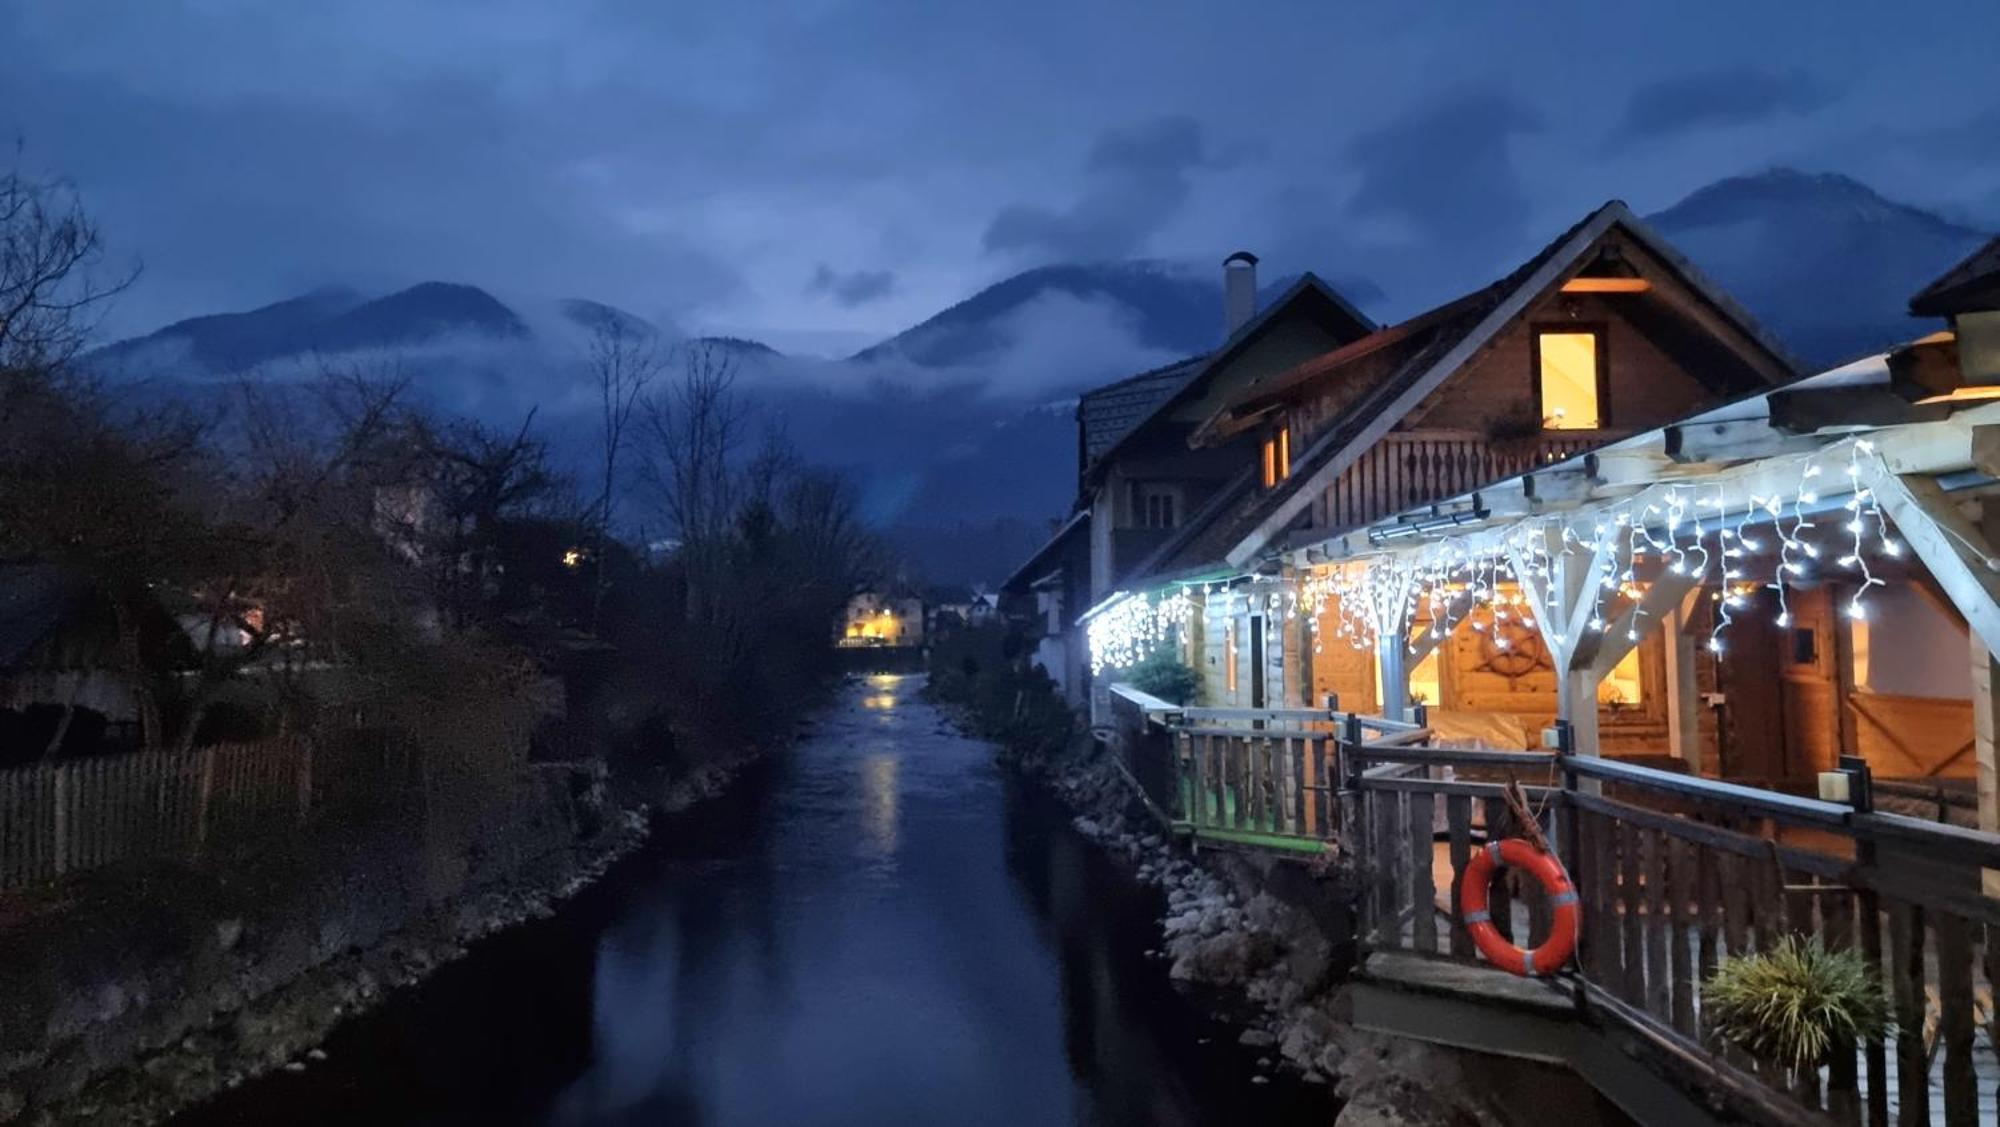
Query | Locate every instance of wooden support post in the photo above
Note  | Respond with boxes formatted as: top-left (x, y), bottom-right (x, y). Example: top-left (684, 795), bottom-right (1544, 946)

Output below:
top-left (1663, 590), bottom-right (1703, 774)
top-left (1975, 502), bottom-right (2000, 884)
top-left (1876, 477), bottom-right (2000, 861)
top-left (1376, 629), bottom-right (1410, 722)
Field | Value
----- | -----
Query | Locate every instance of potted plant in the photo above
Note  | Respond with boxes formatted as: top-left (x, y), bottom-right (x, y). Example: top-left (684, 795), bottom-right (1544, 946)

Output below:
top-left (1702, 936), bottom-right (1891, 1089)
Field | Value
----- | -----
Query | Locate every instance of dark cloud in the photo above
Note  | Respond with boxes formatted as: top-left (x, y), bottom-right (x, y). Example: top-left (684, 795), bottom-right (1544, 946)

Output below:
top-left (1346, 89), bottom-right (1542, 255)
top-left (1614, 67), bottom-right (1837, 144)
top-left (807, 263), bottom-right (897, 306)
top-left (982, 115), bottom-right (1214, 261)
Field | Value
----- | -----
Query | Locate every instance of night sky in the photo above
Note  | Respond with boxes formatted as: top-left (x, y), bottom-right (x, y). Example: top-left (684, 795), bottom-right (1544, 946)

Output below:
top-left (2, 1), bottom-right (1995, 353)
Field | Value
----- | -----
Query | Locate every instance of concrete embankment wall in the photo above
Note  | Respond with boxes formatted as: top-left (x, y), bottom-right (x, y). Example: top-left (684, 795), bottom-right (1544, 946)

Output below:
top-left (0, 761), bottom-right (634, 1125)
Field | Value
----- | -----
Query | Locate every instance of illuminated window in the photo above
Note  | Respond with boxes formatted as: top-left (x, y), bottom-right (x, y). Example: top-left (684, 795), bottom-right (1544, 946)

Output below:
top-left (1598, 647), bottom-right (1643, 706)
top-left (1537, 329), bottom-right (1602, 430)
top-left (1260, 425), bottom-right (1292, 489)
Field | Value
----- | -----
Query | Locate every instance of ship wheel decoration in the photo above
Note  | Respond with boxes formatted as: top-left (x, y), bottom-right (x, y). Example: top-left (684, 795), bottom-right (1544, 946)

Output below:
top-left (1474, 618), bottom-right (1551, 681)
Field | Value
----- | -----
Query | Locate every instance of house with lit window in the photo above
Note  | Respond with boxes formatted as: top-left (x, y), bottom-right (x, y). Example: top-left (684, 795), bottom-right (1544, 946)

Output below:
top-left (1003, 252), bottom-right (1377, 708)
top-left (1098, 201), bottom-right (1802, 724)
top-left (838, 590), bottom-right (924, 649)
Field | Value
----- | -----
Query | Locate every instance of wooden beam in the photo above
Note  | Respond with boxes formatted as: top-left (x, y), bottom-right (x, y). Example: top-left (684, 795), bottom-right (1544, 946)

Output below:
top-left (1970, 424), bottom-right (2000, 478)
top-left (1767, 386), bottom-right (1948, 433)
top-left (1588, 567), bottom-right (1703, 680)
top-left (1976, 502), bottom-right (2000, 877)
top-left (1873, 473), bottom-right (2000, 661)
top-left (1663, 589), bottom-right (1703, 773)
top-left (1662, 418), bottom-right (1822, 465)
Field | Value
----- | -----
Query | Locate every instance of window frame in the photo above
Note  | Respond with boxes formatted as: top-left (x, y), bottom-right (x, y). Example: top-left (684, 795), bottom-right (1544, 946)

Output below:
top-left (1531, 323), bottom-right (1610, 432)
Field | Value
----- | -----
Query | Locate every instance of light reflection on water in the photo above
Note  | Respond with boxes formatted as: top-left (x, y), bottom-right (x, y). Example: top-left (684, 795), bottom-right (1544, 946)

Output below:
top-left (174, 672), bottom-right (1332, 1127)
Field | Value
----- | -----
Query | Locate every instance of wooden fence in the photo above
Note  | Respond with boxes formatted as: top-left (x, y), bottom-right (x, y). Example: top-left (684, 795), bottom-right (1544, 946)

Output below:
top-left (0, 738), bottom-right (311, 892)
top-left (1161, 705), bottom-right (1429, 854)
top-left (1349, 730), bottom-right (2000, 1127)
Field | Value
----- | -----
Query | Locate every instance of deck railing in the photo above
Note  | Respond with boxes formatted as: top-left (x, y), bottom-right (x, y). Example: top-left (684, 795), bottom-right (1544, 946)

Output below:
top-left (1348, 727), bottom-right (2000, 1127)
top-left (1322, 429), bottom-right (1613, 532)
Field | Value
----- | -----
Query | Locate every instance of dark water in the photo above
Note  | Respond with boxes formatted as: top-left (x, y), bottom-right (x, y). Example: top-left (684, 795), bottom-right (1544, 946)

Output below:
top-left (176, 674), bottom-right (1333, 1126)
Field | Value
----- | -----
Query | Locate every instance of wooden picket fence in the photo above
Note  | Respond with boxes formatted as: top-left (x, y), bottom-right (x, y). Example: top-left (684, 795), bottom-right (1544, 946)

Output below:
top-left (0, 738), bottom-right (311, 892)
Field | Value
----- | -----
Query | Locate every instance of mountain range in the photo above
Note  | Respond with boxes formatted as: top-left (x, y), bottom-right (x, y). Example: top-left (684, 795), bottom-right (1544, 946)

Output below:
top-left (84, 168), bottom-right (1990, 585)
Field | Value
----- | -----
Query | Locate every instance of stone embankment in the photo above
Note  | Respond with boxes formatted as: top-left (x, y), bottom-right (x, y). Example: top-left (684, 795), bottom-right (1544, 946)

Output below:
top-left (1015, 729), bottom-right (1552, 1127)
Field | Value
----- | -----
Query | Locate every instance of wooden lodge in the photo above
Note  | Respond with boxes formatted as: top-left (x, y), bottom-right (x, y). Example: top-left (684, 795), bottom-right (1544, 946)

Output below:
top-left (1041, 230), bottom-right (2000, 1122)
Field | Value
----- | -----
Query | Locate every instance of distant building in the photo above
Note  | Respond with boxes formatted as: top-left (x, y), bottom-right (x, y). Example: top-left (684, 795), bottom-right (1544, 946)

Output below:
top-left (838, 591), bottom-right (925, 648)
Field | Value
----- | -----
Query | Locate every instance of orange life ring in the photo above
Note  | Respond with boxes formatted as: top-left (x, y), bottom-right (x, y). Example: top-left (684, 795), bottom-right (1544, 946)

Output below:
top-left (1458, 838), bottom-right (1579, 977)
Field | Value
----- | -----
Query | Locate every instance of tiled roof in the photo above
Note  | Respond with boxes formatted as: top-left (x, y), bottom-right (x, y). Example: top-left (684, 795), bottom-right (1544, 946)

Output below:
top-left (1078, 356), bottom-right (1206, 464)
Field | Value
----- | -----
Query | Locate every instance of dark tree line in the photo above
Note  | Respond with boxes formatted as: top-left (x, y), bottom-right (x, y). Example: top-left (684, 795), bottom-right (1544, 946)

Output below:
top-left (0, 157), bottom-right (881, 787)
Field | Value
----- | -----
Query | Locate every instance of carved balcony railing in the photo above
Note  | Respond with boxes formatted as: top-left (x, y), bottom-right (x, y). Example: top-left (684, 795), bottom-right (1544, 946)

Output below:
top-left (1320, 430), bottom-right (1619, 534)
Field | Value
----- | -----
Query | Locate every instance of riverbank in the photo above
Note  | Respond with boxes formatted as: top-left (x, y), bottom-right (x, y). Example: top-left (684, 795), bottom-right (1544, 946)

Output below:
top-left (2, 733), bottom-right (781, 1126)
top-left (0, 760), bottom-right (647, 1126)
top-left (986, 713), bottom-right (1610, 1127)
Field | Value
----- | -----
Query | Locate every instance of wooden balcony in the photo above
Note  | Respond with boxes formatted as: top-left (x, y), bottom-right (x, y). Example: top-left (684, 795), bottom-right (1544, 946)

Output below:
top-left (1320, 429), bottom-right (1621, 533)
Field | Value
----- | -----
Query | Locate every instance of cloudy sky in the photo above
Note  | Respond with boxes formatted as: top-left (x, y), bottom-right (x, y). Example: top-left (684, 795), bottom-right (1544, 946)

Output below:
top-left (2, 0), bottom-right (1996, 354)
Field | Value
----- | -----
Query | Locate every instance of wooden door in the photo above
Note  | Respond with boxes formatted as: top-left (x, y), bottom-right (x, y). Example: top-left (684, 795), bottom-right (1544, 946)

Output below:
top-left (1720, 589), bottom-right (1789, 786)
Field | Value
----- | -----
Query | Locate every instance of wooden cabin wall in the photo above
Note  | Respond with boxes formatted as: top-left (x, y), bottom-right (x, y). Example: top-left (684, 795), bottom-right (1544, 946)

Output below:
top-left (1308, 595), bottom-right (1378, 714)
top-left (1405, 295), bottom-right (1727, 438)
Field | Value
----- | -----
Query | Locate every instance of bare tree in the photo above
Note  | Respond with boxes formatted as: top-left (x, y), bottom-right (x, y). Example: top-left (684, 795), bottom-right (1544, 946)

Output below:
top-left (0, 152), bottom-right (135, 368)
top-left (415, 409), bottom-right (559, 627)
top-left (643, 342), bottom-right (745, 548)
top-left (584, 317), bottom-right (662, 627)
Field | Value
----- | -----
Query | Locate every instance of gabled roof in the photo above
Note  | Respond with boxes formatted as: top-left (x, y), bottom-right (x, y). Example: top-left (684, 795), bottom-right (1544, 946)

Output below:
top-left (1080, 273), bottom-right (1376, 487)
top-left (1172, 201), bottom-right (1802, 572)
top-left (999, 509), bottom-right (1090, 594)
top-left (1078, 355), bottom-right (1205, 464)
top-left (1910, 235), bottom-right (2000, 317)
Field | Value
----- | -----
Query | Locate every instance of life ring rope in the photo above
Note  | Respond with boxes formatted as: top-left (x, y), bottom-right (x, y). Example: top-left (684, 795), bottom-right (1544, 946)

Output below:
top-left (1458, 837), bottom-right (1580, 978)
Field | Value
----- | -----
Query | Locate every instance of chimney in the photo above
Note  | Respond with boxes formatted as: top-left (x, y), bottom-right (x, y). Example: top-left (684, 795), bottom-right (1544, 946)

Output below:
top-left (1223, 251), bottom-right (1259, 337)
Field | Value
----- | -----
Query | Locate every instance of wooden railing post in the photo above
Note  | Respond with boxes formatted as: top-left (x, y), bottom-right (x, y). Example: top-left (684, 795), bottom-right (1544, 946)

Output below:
top-left (51, 763), bottom-right (69, 877)
top-left (296, 737), bottom-right (314, 822)
top-left (195, 744), bottom-right (216, 851)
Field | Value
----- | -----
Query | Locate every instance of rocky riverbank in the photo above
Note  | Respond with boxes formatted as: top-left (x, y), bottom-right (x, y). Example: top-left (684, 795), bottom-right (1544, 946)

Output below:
top-left (1004, 724), bottom-right (1542, 1127)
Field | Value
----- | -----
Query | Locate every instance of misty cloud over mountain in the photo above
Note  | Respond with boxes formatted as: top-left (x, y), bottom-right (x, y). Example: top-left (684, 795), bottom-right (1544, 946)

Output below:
top-left (85, 168), bottom-right (1989, 585)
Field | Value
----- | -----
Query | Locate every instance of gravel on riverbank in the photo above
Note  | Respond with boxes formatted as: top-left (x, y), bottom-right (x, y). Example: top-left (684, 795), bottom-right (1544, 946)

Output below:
top-left (990, 717), bottom-right (1528, 1127)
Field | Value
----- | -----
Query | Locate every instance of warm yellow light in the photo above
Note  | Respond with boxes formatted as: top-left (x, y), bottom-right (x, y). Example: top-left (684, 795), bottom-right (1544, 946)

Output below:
top-left (1916, 385), bottom-right (2000, 405)
top-left (1561, 277), bottom-right (1651, 294)
top-left (1599, 647), bottom-right (1643, 706)
top-left (561, 548), bottom-right (583, 568)
top-left (1539, 332), bottom-right (1600, 430)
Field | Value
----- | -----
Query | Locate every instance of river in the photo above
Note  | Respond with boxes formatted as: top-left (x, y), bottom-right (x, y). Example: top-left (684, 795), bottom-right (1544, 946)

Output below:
top-left (175, 673), bottom-right (1334, 1126)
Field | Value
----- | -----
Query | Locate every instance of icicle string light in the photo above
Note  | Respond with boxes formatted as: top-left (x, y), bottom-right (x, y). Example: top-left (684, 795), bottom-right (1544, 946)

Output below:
top-left (1085, 588), bottom-right (1192, 674)
top-left (1278, 437), bottom-right (1899, 658)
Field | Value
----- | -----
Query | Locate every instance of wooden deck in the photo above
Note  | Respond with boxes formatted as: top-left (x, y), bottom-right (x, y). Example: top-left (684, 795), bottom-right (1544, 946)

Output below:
top-left (1128, 696), bottom-right (2000, 1126)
